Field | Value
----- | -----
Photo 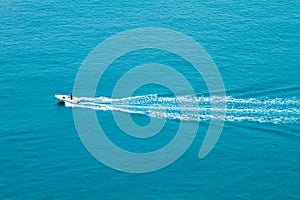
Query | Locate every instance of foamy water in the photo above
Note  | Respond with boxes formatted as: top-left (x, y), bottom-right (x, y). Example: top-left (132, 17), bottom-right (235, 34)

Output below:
top-left (67, 95), bottom-right (300, 124)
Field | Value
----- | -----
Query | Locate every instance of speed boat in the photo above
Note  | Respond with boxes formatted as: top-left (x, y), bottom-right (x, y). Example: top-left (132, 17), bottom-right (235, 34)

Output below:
top-left (55, 94), bottom-right (80, 104)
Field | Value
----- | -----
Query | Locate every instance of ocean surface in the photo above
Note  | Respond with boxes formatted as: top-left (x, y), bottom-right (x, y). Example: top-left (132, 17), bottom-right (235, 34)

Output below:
top-left (1, 0), bottom-right (299, 199)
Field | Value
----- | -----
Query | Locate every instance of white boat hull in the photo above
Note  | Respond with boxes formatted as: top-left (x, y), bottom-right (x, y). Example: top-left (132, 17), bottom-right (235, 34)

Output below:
top-left (55, 94), bottom-right (80, 104)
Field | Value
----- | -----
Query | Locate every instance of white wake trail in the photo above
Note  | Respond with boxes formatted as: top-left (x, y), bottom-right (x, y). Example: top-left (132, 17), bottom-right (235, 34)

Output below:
top-left (67, 94), bottom-right (300, 124)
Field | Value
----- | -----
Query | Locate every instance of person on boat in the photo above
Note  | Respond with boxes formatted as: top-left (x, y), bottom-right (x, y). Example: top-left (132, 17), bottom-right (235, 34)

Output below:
top-left (70, 92), bottom-right (73, 100)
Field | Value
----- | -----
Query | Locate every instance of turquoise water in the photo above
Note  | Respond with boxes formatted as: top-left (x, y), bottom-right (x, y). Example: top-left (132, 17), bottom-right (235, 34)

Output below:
top-left (1, 0), bottom-right (299, 199)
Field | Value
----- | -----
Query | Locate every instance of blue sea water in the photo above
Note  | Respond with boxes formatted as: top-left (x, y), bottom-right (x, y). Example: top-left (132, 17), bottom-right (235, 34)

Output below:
top-left (1, 0), bottom-right (299, 199)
